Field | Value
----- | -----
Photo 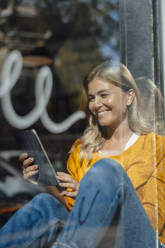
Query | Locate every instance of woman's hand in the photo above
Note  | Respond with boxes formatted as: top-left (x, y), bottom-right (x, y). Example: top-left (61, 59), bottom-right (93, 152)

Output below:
top-left (56, 172), bottom-right (80, 198)
top-left (19, 153), bottom-right (39, 184)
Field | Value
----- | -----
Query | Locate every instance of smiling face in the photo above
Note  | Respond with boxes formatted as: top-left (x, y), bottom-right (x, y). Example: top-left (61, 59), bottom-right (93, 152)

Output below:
top-left (88, 77), bottom-right (135, 131)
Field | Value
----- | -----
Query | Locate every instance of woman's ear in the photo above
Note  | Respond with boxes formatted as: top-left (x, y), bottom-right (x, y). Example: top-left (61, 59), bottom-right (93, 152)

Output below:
top-left (127, 89), bottom-right (135, 106)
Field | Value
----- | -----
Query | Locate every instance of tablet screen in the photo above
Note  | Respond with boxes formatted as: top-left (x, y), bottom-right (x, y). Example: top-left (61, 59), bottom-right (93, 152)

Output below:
top-left (16, 129), bottom-right (59, 186)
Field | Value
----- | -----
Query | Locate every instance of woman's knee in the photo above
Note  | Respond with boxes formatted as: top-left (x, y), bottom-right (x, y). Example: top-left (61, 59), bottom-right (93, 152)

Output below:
top-left (80, 159), bottom-right (124, 192)
top-left (86, 158), bottom-right (123, 181)
top-left (95, 158), bottom-right (122, 172)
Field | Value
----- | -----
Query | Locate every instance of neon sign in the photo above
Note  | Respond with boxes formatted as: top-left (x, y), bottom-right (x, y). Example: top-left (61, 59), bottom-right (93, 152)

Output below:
top-left (0, 50), bottom-right (86, 133)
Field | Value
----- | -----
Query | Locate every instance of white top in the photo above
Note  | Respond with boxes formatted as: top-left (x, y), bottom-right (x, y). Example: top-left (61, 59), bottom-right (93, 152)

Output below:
top-left (124, 133), bottom-right (139, 151)
top-left (98, 132), bottom-right (140, 156)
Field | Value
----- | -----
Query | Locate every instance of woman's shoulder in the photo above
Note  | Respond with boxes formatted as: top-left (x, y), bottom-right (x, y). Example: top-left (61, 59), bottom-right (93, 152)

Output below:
top-left (143, 132), bottom-right (165, 141)
top-left (69, 138), bottom-right (81, 153)
top-left (141, 132), bottom-right (165, 152)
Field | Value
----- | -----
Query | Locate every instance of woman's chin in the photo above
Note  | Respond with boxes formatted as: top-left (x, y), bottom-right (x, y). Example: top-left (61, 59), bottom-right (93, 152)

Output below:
top-left (98, 121), bottom-right (110, 127)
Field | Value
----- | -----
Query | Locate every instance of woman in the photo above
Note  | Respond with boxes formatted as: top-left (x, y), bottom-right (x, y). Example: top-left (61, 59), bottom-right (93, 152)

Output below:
top-left (0, 61), bottom-right (165, 248)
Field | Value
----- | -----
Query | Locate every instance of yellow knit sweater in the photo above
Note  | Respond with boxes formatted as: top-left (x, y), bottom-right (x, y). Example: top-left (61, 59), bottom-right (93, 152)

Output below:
top-left (65, 133), bottom-right (165, 244)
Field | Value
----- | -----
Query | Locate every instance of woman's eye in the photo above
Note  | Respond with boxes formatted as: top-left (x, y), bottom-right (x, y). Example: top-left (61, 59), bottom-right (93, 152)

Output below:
top-left (88, 96), bottom-right (94, 102)
top-left (101, 94), bottom-right (109, 98)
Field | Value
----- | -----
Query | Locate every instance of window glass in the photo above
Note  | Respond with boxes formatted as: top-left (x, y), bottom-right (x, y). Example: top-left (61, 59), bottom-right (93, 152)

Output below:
top-left (0, 0), bottom-right (119, 175)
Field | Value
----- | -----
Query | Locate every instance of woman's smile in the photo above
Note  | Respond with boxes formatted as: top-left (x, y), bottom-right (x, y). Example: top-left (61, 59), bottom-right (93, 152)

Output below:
top-left (97, 110), bottom-right (109, 116)
top-left (97, 110), bottom-right (112, 118)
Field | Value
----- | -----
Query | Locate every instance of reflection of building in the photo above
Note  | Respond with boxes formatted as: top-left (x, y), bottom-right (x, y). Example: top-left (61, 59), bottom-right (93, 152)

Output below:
top-left (0, 2), bottom-right (51, 50)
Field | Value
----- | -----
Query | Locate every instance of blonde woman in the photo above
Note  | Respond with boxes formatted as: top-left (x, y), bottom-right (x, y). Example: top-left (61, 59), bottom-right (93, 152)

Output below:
top-left (0, 62), bottom-right (165, 248)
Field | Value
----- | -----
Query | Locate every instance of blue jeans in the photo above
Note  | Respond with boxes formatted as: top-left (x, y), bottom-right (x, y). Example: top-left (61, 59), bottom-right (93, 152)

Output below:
top-left (0, 159), bottom-right (162, 248)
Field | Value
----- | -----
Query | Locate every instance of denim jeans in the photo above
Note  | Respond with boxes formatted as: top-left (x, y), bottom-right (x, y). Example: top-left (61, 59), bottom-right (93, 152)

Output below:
top-left (0, 158), bottom-right (162, 248)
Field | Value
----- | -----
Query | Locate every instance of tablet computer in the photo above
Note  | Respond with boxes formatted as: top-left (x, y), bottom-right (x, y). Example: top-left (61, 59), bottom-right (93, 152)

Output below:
top-left (16, 129), bottom-right (59, 187)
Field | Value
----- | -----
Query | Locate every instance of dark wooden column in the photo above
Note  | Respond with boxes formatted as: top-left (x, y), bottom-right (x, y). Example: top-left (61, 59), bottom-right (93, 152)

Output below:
top-left (119, 0), bottom-right (165, 117)
top-left (119, 0), bottom-right (154, 80)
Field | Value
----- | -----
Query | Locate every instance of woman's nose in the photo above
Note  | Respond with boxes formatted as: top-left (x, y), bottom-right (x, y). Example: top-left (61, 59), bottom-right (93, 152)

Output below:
top-left (94, 96), bottom-right (102, 109)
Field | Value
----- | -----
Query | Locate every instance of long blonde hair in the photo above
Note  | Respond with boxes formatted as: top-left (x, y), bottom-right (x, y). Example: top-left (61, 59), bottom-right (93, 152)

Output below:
top-left (135, 76), bottom-right (164, 135)
top-left (77, 61), bottom-right (164, 161)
